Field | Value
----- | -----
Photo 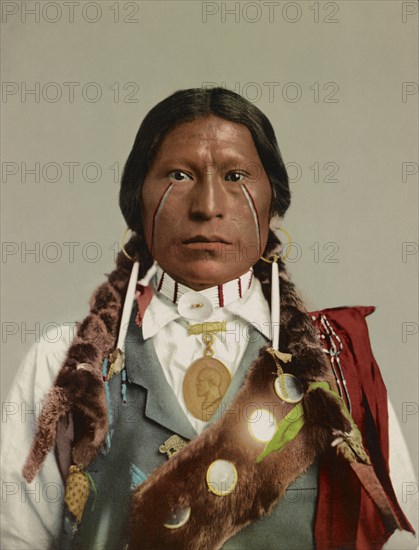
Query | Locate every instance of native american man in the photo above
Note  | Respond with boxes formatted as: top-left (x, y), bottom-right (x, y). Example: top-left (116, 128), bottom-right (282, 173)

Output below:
top-left (1, 88), bottom-right (417, 549)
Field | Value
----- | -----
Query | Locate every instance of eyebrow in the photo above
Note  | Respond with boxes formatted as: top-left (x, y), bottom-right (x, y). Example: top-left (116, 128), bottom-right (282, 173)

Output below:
top-left (153, 152), bottom-right (257, 171)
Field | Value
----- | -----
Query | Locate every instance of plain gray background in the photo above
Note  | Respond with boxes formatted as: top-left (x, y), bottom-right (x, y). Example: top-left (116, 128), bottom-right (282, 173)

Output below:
top-left (1, 0), bottom-right (418, 483)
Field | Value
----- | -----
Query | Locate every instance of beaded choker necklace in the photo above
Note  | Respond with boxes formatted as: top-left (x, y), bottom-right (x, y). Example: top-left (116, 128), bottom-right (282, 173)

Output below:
top-left (154, 267), bottom-right (254, 321)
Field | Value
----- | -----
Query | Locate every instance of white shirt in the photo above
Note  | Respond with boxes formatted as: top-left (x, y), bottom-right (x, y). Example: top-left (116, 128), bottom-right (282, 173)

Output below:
top-left (142, 270), bottom-right (271, 433)
top-left (1, 281), bottom-right (417, 549)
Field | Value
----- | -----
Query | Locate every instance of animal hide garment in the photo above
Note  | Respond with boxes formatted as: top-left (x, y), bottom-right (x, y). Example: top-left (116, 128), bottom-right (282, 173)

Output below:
top-left (128, 345), bottom-right (391, 549)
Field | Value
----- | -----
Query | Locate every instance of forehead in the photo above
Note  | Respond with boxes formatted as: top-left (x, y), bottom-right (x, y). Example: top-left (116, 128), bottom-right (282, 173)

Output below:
top-left (153, 116), bottom-right (260, 162)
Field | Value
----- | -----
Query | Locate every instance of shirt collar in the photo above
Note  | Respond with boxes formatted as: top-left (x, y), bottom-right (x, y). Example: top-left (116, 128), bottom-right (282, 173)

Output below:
top-left (155, 266), bottom-right (254, 308)
top-left (141, 270), bottom-right (272, 341)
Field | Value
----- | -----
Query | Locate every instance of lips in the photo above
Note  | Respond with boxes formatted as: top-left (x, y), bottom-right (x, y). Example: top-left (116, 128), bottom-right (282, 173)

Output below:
top-left (183, 235), bottom-right (231, 244)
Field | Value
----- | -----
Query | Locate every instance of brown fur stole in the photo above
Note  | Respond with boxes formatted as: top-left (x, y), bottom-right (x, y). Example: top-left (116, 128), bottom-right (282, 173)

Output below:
top-left (129, 348), bottom-right (348, 549)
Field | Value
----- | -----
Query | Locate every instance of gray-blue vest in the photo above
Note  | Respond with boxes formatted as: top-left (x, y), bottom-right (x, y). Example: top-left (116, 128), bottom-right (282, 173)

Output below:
top-left (60, 304), bottom-right (318, 549)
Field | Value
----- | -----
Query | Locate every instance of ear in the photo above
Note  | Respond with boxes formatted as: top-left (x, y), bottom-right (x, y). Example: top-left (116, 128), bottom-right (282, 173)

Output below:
top-left (269, 214), bottom-right (283, 232)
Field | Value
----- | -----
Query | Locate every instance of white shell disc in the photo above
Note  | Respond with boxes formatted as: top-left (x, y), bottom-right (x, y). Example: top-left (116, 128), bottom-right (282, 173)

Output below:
top-left (177, 291), bottom-right (213, 320)
top-left (206, 459), bottom-right (238, 496)
top-left (247, 408), bottom-right (277, 443)
top-left (163, 506), bottom-right (191, 529)
top-left (274, 374), bottom-right (304, 404)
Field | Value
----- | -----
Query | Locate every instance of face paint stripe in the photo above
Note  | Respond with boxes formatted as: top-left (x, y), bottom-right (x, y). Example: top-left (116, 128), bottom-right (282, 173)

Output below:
top-left (151, 183), bottom-right (174, 255)
top-left (240, 183), bottom-right (261, 256)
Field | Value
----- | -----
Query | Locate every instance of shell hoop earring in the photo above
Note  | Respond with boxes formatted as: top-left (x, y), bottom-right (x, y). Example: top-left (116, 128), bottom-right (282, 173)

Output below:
top-left (121, 227), bottom-right (135, 261)
top-left (260, 226), bottom-right (293, 265)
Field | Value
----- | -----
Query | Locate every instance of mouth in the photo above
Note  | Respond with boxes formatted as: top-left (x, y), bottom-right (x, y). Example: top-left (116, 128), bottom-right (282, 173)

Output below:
top-left (183, 235), bottom-right (230, 245)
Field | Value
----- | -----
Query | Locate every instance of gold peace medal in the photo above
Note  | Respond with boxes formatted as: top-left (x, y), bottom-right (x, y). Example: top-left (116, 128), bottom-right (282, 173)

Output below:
top-left (183, 357), bottom-right (231, 421)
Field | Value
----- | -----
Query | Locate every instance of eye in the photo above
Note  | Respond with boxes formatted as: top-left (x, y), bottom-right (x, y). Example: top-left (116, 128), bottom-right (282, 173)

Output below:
top-left (225, 171), bottom-right (247, 183)
top-left (168, 171), bottom-right (192, 182)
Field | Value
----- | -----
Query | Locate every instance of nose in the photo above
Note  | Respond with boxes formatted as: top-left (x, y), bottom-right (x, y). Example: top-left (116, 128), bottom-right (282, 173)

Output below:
top-left (188, 174), bottom-right (225, 222)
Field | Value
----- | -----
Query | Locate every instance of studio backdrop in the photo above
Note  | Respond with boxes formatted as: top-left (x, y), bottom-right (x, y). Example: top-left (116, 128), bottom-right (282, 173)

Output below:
top-left (2, 0), bottom-right (418, 489)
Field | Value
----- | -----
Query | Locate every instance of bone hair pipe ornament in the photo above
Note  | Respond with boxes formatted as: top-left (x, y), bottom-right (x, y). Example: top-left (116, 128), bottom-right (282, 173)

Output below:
top-left (260, 229), bottom-right (302, 404)
top-left (271, 254), bottom-right (280, 351)
top-left (109, 258), bottom-right (157, 380)
top-left (266, 226), bottom-right (293, 354)
top-left (116, 259), bottom-right (140, 352)
top-left (108, 259), bottom-right (139, 379)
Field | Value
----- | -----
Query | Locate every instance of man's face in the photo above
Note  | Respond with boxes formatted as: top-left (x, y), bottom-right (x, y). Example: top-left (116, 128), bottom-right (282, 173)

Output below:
top-left (196, 375), bottom-right (209, 397)
top-left (140, 116), bottom-right (272, 289)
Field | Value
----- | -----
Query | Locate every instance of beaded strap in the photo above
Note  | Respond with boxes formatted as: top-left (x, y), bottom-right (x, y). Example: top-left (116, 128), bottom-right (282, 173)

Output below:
top-left (312, 314), bottom-right (352, 415)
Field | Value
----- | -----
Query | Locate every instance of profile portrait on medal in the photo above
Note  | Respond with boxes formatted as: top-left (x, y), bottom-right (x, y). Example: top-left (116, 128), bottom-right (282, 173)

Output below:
top-left (196, 366), bottom-right (222, 404)
top-left (184, 359), bottom-right (229, 421)
top-left (1, 86), bottom-right (417, 549)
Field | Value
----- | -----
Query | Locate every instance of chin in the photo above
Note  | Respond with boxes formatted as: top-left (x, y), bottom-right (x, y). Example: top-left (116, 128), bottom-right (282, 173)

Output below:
top-left (167, 259), bottom-right (250, 289)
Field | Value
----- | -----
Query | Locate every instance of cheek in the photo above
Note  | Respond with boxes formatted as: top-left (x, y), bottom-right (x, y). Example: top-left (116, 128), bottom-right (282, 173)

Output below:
top-left (257, 194), bottom-right (272, 240)
top-left (141, 183), bottom-right (179, 250)
top-left (240, 180), bottom-right (272, 251)
top-left (140, 184), bottom-right (154, 244)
